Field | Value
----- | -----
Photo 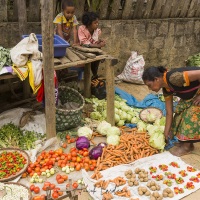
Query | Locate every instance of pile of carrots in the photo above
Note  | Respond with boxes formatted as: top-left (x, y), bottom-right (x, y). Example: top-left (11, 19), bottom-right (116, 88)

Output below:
top-left (96, 131), bottom-right (159, 171)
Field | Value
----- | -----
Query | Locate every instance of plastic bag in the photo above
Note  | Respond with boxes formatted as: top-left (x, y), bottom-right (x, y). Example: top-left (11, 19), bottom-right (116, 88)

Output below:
top-left (117, 51), bottom-right (145, 84)
top-left (10, 33), bottom-right (42, 67)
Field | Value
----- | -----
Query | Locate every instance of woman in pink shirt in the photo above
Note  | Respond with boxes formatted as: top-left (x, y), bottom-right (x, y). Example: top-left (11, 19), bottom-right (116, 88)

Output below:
top-left (78, 12), bottom-right (106, 80)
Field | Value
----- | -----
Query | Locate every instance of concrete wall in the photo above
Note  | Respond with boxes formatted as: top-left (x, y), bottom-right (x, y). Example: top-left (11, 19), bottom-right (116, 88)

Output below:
top-left (1, 18), bottom-right (200, 75)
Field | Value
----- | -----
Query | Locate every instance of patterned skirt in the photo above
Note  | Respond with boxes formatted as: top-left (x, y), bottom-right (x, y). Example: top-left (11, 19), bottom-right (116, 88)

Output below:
top-left (171, 90), bottom-right (200, 141)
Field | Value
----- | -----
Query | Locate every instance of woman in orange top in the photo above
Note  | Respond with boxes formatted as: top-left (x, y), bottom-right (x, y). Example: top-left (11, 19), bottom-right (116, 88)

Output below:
top-left (142, 66), bottom-right (200, 156)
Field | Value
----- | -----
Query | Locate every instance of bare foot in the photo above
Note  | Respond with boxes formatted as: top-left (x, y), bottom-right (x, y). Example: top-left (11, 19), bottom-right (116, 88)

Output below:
top-left (169, 143), bottom-right (194, 157)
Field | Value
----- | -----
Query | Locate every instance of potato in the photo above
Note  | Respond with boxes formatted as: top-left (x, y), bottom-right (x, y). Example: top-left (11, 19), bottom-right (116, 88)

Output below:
top-left (130, 177), bottom-right (135, 182)
top-left (144, 177), bottom-right (148, 182)
top-left (157, 196), bottom-right (163, 200)
top-left (166, 188), bottom-right (171, 193)
top-left (124, 171), bottom-right (129, 176)
top-left (150, 181), bottom-right (155, 186)
top-left (139, 171), bottom-right (143, 175)
top-left (135, 168), bottom-right (140, 174)
top-left (128, 169), bottom-right (132, 174)
top-left (142, 187), bottom-right (147, 193)
top-left (140, 178), bottom-right (144, 182)
top-left (154, 191), bottom-right (159, 198)
top-left (132, 174), bottom-right (136, 178)
top-left (126, 174), bottom-right (132, 179)
top-left (151, 186), bottom-right (156, 191)
top-left (128, 181), bottom-right (134, 187)
top-left (168, 193), bottom-right (174, 198)
top-left (141, 169), bottom-right (146, 172)
top-left (150, 196), bottom-right (156, 200)
top-left (134, 181), bottom-right (139, 186)
top-left (147, 182), bottom-right (151, 187)
top-left (163, 192), bottom-right (168, 197)
top-left (138, 191), bottom-right (143, 196)
top-left (156, 185), bottom-right (160, 190)
top-left (145, 190), bottom-right (151, 196)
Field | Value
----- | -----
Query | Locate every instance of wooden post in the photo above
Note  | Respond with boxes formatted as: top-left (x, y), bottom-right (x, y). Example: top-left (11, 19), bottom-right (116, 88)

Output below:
top-left (84, 63), bottom-right (91, 98)
top-left (17, 0), bottom-right (31, 99)
top-left (106, 59), bottom-right (115, 125)
top-left (41, 0), bottom-right (56, 139)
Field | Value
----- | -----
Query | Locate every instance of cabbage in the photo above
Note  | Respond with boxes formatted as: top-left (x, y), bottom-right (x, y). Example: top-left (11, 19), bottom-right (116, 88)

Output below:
top-left (90, 111), bottom-right (102, 120)
top-left (77, 127), bottom-right (93, 139)
top-left (117, 120), bottom-right (125, 127)
top-left (120, 111), bottom-right (127, 120)
top-left (146, 113), bottom-right (156, 122)
top-left (146, 124), bottom-right (157, 135)
top-left (126, 114), bottom-right (132, 122)
top-left (154, 117), bottom-right (166, 126)
top-left (97, 121), bottom-right (111, 135)
top-left (106, 126), bottom-right (120, 136)
top-left (115, 114), bottom-right (120, 123)
top-left (149, 131), bottom-right (165, 150)
top-left (107, 135), bottom-right (120, 146)
top-left (137, 121), bottom-right (147, 132)
top-left (131, 117), bottom-right (139, 124)
top-left (114, 101), bottom-right (121, 108)
top-left (115, 108), bottom-right (119, 114)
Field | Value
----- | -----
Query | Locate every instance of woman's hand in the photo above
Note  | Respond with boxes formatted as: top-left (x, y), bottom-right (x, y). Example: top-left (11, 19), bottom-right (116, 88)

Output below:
top-left (193, 94), bottom-right (200, 106)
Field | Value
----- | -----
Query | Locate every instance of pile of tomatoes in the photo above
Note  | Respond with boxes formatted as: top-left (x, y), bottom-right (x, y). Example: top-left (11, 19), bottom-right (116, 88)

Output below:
top-left (24, 146), bottom-right (97, 178)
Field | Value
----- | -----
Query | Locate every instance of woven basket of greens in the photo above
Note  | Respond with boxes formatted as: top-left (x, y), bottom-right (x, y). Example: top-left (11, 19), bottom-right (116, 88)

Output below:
top-left (56, 86), bottom-right (85, 131)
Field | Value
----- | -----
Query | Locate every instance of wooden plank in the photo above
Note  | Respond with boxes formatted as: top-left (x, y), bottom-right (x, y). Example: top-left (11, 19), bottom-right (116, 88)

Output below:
top-left (122, 0), bottom-right (133, 19)
top-left (28, 0), bottom-right (41, 22)
top-left (99, 0), bottom-right (109, 19)
top-left (175, 0), bottom-right (186, 17)
top-left (106, 59), bottom-right (115, 125)
top-left (41, 0), bottom-right (56, 139)
top-left (153, 0), bottom-right (166, 18)
top-left (170, 0), bottom-right (182, 17)
top-left (109, 0), bottom-right (121, 19)
top-left (133, 0), bottom-right (145, 19)
top-left (0, 0), bottom-right (7, 22)
top-left (74, 0), bottom-right (85, 20)
top-left (84, 63), bottom-right (91, 98)
top-left (54, 55), bottom-right (108, 70)
top-left (161, 0), bottom-right (173, 18)
top-left (187, 0), bottom-right (198, 17)
top-left (143, 0), bottom-right (154, 18)
top-left (179, 0), bottom-right (192, 18)
top-left (0, 74), bottom-right (17, 80)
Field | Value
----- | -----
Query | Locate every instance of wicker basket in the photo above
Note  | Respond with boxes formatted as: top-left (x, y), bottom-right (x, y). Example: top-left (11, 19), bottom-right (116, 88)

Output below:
top-left (56, 86), bottom-right (85, 131)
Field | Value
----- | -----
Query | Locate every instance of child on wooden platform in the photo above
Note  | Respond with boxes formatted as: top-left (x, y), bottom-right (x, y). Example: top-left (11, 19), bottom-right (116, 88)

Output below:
top-left (78, 11), bottom-right (106, 80)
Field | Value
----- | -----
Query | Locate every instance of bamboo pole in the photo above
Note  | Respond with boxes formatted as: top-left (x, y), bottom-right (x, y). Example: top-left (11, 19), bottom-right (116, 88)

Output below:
top-left (41, 0), bottom-right (56, 139)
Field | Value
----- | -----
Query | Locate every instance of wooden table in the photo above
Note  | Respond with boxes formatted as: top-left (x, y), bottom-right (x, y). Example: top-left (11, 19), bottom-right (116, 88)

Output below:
top-left (54, 54), bottom-right (118, 125)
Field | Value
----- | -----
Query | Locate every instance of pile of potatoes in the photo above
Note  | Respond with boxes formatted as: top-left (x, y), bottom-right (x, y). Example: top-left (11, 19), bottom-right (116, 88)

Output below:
top-left (162, 188), bottom-right (174, 198)
top-left (147, 181), bottom-right (161, 191)
top-left (124, 170), bottom-right (139, 186)
top-left (135, 168), bottom-right (148, 182)
top-left (138, 186), bottom-right (151, 196)
top-left (150, 192), bottom-right (163, 200)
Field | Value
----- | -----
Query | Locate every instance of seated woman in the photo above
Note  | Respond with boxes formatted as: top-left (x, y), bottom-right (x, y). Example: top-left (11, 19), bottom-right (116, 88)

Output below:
top-left (142, 66), bottom-right (200, 156)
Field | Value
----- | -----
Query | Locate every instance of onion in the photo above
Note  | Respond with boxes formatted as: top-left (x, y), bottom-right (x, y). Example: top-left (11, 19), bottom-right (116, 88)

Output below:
top-left (76, 136), bottom-right (90, 150)
top-left (89, 146), bottom-right (103, 160)
top-left (97, 142), bottom-right (107, 148)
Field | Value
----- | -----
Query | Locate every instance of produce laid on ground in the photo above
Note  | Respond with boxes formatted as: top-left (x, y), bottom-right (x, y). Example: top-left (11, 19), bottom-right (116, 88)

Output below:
top-left (84, 152), bottom-right (200, 200)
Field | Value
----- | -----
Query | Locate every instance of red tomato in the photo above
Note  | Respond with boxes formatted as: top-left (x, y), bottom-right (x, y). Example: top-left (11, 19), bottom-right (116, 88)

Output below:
top-left (75, 164), bottom-right (81, 171)
top-left (50, 184), bottom-right (56, 190)
top-left (61, 143), bottom-right (67, 148)
top-left (56, 174), bottom-right (62, 180)
top-left (72, 182), bottom-right (78, 189)
top-left (90, 166), bottom-right (95, 171)
top-left (62, 175), bottom-right (68, 181)
top-left (34, 186), bottom-right (40, 194)
top-left (83, 151), bottom-right (89, 157)
top-left (58, 191), bottom-right (63, 196)
top-left (71, 151), bottom-right (77, 157)
top-left (52, 192), bottom-right (59, 199)
top-left (57, 178), bottom-right (64, 184)
top-left (30, 184), bottom-right (35, 191)
top-left (27, 167), bottom-right (32, 173)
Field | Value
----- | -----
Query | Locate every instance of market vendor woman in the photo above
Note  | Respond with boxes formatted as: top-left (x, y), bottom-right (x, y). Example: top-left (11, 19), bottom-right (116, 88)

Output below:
top-left (142, 66), bottom-right (200, 156)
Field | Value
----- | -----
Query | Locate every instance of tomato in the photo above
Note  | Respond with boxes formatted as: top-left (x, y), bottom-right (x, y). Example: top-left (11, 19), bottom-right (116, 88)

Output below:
top-left (30, 184), bottom-right (35, 191)
top-left (58, 191), bottom-right (63, 196)
top-left (83, 151), bottom-right (89, 157)
top-left (71, 151), bottom-right (77, 157)
top-left (50, 184), bottom-right (56, 190)
top-left (57, 178), bottom-right (64, 184)
top-left (66, 135), bottom-right (70, 139)
top-left (52, 192), bottom-right (59, 199)
top-left (61, 142), bottom-right (67, 148)
top-left (75, 164), bottom-right (81, 171)
top-left (72, 157), bottom-right (77, 162)
top-left (90, 166), bottom-right (95, 171)
top-left (72, 182), bottom-right (78, 189)
top-left (34, 186), bottom-right (40, 194)
top-left (70, 147), bottom-right (77, 153)
top-left (29, 163), bottom-right (35, 168)
top-left (67, 154), bottom-right (72, 161)
top-left (60, 155), bottom-right (65, 160)
top-left (56, 174), bottom-right (62, 180)
top-left (27, 167), bottom-right (32, 173)
top-left (62, 175), bottom-right (68, 181)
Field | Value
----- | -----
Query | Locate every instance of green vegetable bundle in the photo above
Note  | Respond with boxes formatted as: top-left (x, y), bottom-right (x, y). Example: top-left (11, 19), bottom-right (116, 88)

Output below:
top-left (0, 123), bottom-right (45, 150)
top-left (0, 46), bottom-right (12, 70)
top-left (186, 53), bottom-right (200, 67)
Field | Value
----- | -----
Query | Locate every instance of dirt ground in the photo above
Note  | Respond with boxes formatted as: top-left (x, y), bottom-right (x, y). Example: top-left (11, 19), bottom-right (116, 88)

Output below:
top-left (72, 81), bottom-right (200, 200)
